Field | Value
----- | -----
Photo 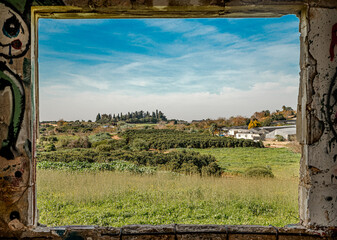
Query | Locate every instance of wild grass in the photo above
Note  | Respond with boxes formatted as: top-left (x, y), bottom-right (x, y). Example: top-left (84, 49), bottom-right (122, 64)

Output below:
top-left (190, 147), bottom-right (300, 178)
top-left (37, 169), bottom-right (298, 227)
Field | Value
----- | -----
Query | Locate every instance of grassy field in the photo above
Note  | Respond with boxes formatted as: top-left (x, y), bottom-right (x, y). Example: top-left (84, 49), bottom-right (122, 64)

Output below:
top-left (191, 147), bottom-right (300, 178)
top-left (37, 147), bottom-right (300, 227)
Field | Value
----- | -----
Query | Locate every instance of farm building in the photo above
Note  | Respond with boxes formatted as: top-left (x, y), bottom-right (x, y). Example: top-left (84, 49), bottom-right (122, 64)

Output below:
top-left (265, 127), bottom-right (297, 141)
top-left (235, 132), bottom-right (263, 141)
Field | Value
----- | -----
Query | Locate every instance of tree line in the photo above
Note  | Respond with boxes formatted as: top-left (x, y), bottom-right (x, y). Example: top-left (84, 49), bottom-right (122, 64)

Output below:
top-left (96, 110), bottom-right (167, 124)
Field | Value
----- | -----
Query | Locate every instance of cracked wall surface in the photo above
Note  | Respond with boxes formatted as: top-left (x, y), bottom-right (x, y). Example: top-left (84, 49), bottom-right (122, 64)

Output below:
top-left (0, 0), bottom-right (34, 231)
top-left (1, 0), bottom-right (337, 238)
top-left (298, 5), bottom-right (337, 227)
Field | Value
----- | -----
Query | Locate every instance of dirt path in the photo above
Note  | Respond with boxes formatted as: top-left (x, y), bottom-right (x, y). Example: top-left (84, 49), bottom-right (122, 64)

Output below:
top-left (263, 140), bottom-right (291, 148)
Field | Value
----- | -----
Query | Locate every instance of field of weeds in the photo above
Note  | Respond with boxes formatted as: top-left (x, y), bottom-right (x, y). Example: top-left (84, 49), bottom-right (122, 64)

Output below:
top-left (37, 147), bottom-right (300, 227)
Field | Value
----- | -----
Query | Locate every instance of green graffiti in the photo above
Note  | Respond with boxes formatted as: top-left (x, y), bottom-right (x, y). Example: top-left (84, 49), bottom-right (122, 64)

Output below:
top-left (23, 58), bottom-right (30, 85)
top-left (0, 62), bottom-right (25, 159)
top-left (3, 0), bottom-right (26, 14)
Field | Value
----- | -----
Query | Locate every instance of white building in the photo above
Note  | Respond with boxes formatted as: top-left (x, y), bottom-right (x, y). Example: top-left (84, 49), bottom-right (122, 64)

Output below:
top-left (235, 132), bottom-right (263, 141)
top-left (265, 127), bottom-right (296, 140)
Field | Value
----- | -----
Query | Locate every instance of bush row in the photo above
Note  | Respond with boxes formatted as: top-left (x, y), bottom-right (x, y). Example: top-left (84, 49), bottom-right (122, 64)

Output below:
top-left (37, 160), bottom-right (156, 174)
top-left (37, 149), bottom-right (222, 176)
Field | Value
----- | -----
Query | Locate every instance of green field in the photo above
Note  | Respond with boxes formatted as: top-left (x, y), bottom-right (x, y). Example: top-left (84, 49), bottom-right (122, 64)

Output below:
top-left (190, 147), bottom-right (300, 178)
top-left (37, 147), bottom-right (300, 227)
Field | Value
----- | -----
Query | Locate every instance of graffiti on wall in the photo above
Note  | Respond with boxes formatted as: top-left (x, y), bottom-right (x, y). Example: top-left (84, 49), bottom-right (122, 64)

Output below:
top-left (0, 1), bottom-right (31, 209)
top-left (0, 2), bottom-right (30, 62)
top-left (323, 24), bottom-right (337, 151)
top-left (330, 23), bottom-right (337, 61)
top-left (325, 67), bottom-right (337, 148)
top-left (324, 23), bottom-right (337, 184)
top-left (0, 1), bottom-right (29, 160)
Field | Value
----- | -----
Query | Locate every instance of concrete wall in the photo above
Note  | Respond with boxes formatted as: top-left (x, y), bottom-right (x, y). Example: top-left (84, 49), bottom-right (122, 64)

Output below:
top-left (297, 2), bottom-right (337, 228)
top-left (1, 0), bottom-right (337, 238)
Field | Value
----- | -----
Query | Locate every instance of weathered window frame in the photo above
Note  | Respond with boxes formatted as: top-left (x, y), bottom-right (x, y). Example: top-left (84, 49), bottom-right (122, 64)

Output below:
top-left (0, 1), bottom-right (326, 238)
top-left (32, 4), bottom-right (304, 225)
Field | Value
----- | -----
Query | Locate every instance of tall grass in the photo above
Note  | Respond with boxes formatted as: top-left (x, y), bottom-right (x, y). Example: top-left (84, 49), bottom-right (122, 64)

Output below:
top-left (37, 170), bottom-right (298, 227)
top-left (191, 147), bottom-right (300, 178)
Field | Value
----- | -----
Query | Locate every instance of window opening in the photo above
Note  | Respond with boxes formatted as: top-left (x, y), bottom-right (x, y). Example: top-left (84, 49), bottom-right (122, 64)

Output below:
top-left (37, 17), bottom-right (300, 227)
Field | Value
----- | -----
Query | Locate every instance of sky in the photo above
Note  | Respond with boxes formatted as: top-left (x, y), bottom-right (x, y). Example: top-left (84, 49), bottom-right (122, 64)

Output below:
top-left (38, 16), bottom-right (300, 122)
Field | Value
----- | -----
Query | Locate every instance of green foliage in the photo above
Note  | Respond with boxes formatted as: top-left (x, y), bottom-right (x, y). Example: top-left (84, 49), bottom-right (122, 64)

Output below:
top-left (96, 113), bottom-right (101, 122)
top-left (96, 113), bottom-right (112, 123)
top-left (97, 110), bottom-right (167, 124)
top-left (47, 136), bottom-right (58, 142)
top-left (53, 121), bottom-right (97, 133)
top-left (37, 148), bottom-right (222, 176)
top-left (93, 139), bottom-right (128, 150)
top-left (244, 166), bottom-right (274, 178)
top-left (120, 129), bottom-right (263, 150)
top-left (261, 117), bottom-right (272, 127)
top-left (67, 136), bottom-right (91, 148)
top-left (275, 135), bottom-right (285, 141)
top-left (209, 123), bottom-right (217, 136)
top-left (89, 133), bottom-right (112, 143)
top-left (282, 105), bottom-right (293, 111)
top-left (44, 143), bottom-right (56, 152)
top-left (201, 162), bottom-right (222, 177)
top-left (131, 138), bottom-right (149, 151)
top-left (272, 113), bottom-right (286, 121)
top-left (37, 160), bottom-right (155, 174)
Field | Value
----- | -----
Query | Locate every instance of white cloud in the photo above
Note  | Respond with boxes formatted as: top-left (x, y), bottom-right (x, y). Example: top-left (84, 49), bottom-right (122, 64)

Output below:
top-left (65, 73), bottom-right (111, 90)
top-left (264, 20), bottom-right (299, 33)
top-left (39, 18), bottom-right (300, 121)
top-left (39, 78), bottom-right (298, 122)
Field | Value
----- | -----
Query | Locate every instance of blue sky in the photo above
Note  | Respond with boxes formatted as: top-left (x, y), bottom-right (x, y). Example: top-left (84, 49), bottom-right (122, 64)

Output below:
top-left (39, 16), bottom-right (300, 121)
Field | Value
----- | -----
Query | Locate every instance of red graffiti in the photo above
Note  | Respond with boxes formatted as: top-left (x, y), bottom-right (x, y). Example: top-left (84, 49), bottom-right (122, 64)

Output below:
top-left (330, 23), bottom-right (337, 61)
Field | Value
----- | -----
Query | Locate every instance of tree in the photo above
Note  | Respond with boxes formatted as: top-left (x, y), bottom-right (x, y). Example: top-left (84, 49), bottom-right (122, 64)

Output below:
top-left (272, 113), bottom-right (286, 121)
top-left (261, 117), bottom-right (272, 127)
top-left (101, 114), bottom-right (110, 123)
top-left (57, 119), bottom-right (65, 126)
top-left (248, 120), bottom-right (261, 129)
top-left (275, 134), bottom-right (285, 141)
top-left (282, 105), bottom-right (293, 111)
top-left (95, 113), bottom-right (101, 122)
top-left (209, 123), bottom-right (217, 136)
top-left (158, 111), bottom-right (167, 121)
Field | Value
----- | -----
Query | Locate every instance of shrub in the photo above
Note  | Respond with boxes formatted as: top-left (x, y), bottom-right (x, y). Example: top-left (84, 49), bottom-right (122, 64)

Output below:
top-left (66, 137), bottom-right (91, 148)
top-left (244, 166), bottom-right (274, 178)
top-left (275, 135), bottom-right (285, 142)
top-left (39, 136), bottom-right (47, 142)
top-left (131, 138), bottom-right (149, 151)
top-left (201, 162), bottom-right (223, 177)
top-left (89, 133), bottom-right (111, 143)
top-left (93, 139), bottom-right (128, 150)
top-left (96, 144), bottom-right (114, 152)
top-left (44, 143), bottom-right (56, 152)
top-left (180, 162), bottom-right (199, 175)
top-left (37, 148), bottom-right (223, 176)
top-left (47, 136), bottom-right (58, 142)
